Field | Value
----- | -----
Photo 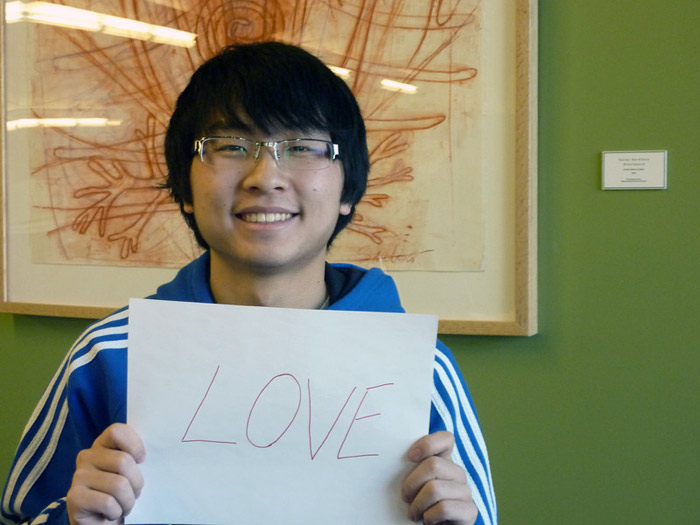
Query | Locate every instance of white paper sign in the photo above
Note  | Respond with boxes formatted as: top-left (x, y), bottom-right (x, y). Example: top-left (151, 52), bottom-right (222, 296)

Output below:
top-left (126, 298), bottom-right (437, 525)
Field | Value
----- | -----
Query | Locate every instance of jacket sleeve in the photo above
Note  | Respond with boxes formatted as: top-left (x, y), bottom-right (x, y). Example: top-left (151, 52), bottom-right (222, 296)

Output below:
top-left (1, 312), bottom-right (129, 525)
top-left (429, 341), bottom-right (498, 525)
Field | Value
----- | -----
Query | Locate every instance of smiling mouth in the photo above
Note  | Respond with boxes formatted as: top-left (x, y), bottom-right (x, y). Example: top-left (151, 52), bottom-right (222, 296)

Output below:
top-left (238, 212), bottom-right (295, 224)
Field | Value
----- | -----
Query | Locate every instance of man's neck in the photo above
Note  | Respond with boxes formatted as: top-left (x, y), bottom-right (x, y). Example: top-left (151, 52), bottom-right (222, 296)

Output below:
top-left (208, 252), bottom-right (328, 309)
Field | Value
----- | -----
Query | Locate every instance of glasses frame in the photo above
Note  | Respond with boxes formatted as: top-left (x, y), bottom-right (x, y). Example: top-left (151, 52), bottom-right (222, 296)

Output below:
top-left (193, 136), bottom-right (340, 171)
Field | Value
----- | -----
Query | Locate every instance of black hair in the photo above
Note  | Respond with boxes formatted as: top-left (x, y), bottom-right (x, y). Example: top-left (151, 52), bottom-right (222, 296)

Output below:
top-left (163, 41), bottom-right (369, 248)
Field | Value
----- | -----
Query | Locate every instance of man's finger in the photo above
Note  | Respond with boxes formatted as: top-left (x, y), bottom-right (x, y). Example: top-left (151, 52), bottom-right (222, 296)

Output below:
top-left (422, 498), bottom-right (479, 525)
top-left (407, 431), bottom-right (455, 462)
top-left (94, 424), bottom-right (146, 463)
top-left (67, 483), bottom-right (124, 524)
top-left (402, 455), bottom-right (466, 503)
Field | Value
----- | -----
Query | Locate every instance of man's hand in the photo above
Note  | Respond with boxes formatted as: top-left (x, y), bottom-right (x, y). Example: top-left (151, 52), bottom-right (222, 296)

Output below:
top-left (66, 423), bottom-right (145, 525)
top-left (402, 431), bottom-right (478, 525)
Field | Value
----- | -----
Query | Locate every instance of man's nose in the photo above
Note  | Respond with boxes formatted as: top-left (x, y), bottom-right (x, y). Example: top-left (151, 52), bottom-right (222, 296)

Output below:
top-left (241, 145), bottom-right (287, 191)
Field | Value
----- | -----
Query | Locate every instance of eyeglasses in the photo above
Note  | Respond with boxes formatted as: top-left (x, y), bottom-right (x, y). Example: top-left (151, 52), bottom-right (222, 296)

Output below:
top-left (193, 136), bottom-right (340, 172)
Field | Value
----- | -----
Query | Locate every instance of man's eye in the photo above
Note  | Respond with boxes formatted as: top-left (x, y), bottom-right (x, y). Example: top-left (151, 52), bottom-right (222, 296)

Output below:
top-left (286, 143), bottom-right (325, 157)
top-left (215, 143), bottom-right (248, 156)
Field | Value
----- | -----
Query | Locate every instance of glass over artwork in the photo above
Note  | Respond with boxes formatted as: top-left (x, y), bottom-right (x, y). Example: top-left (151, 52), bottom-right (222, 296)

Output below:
top-left (5, 0), bottom-right (484, 272)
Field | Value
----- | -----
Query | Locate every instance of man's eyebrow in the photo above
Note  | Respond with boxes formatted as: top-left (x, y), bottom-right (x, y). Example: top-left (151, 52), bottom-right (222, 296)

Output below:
top-left (207, 125), bottom-right (247, 135)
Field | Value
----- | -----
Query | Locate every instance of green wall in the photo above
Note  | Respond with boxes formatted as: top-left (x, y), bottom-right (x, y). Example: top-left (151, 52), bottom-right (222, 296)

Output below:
top-left (2, 1), bottom-right (699, 523)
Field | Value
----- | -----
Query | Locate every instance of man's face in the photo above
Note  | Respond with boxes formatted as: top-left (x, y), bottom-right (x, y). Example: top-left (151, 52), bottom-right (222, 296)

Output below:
top-left (184, 126), bottom-right (351, 276)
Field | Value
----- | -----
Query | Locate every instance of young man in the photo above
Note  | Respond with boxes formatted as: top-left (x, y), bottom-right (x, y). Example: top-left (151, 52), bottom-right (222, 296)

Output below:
top-left (1, 42), bottom-right (496, 525)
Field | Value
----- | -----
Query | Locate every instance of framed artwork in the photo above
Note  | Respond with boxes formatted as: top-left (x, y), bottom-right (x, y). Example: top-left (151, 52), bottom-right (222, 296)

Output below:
top-left (1, 0), bottom-right (537, 335)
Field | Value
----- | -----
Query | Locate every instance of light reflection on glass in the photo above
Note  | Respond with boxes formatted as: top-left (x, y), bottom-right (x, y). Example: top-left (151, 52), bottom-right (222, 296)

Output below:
top-left (6, 118), bottom-right (123, 130)
top-left (5, 1), bottom-right (196, 47)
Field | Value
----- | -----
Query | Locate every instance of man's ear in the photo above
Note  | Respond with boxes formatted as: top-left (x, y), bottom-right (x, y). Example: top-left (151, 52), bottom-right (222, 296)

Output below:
top-left (339, 202), bottom-right (352, 216)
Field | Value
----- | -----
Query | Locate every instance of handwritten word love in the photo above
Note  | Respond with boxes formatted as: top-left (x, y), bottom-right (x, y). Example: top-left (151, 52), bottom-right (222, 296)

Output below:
top-left (181, 366), bottom-right (394, 460)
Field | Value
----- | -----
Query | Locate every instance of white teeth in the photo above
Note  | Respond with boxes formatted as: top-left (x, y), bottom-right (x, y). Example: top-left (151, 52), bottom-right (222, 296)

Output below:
top-left (240, 212), bottom-right (293, 223)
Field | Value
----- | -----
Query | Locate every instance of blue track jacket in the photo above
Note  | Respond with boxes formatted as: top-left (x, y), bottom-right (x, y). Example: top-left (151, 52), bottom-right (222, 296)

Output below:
top-left (1, 253), bottom-right (497, 525)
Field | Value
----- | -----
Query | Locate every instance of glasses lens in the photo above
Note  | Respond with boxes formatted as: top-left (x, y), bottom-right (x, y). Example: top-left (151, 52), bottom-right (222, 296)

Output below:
top-left (279, 139), bottom-right (332, 170)
top-left (202, 137), bottom-right (254, 169)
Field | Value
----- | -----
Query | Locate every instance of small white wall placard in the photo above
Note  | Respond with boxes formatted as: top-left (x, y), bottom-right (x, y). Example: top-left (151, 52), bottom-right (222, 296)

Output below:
top-left (602, 150), bottom-right (667, 190)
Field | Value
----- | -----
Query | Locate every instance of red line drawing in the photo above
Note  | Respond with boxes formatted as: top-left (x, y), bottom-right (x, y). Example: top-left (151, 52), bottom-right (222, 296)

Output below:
top-left (337, 382), bottom-right (394, 460)
top-left (17, 0), bottom-right (483, 272)
top-left (307, 380), bottom-right (357, 460)
top-left (181, 366), bottom-right (394, 460)
top-left (246, 373), bottom-right (302, 449)
top-left (181, 364), bottom-right (238, 445)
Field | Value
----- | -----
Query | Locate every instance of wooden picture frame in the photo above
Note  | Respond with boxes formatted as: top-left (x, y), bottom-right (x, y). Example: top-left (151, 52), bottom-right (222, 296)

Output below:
top-left (1, 0), bottom-right (537, 335)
